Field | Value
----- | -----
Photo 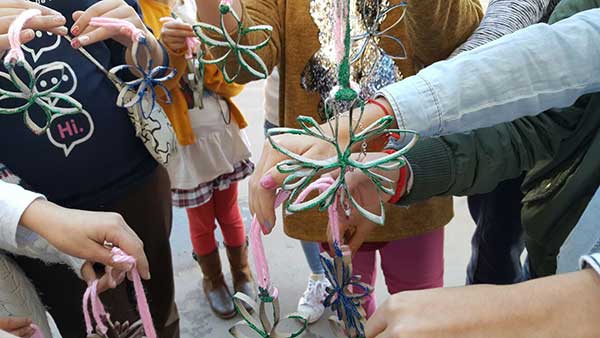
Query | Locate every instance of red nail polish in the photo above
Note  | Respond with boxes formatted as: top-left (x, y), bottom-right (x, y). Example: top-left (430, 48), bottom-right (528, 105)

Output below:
top-left (70, 39), bottom-right (80, 48)
top-left (260, 174), bottom-right (277, 189)
top-left (71, 26), bottom-right (80, 35)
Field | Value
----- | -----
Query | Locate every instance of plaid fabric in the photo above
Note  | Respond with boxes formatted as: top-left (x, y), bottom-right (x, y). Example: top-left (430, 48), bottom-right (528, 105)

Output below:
top-left (172, 159), bottom-right (255, 208)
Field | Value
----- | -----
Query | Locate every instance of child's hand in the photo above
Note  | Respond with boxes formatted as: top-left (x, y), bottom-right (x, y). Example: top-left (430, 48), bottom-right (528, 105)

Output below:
top-left (0, 317), bottom-right (34, 338)
top-left (70, 0), bottom-right (150, 48)
top-left (159, 18), bottom-right (195, 53)
top-left (0, 0), bottom-right (68, 51)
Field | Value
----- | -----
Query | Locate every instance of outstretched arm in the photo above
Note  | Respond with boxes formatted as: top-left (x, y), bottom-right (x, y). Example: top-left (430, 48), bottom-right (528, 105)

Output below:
top-left (378, 9), bottom-right (600, 137)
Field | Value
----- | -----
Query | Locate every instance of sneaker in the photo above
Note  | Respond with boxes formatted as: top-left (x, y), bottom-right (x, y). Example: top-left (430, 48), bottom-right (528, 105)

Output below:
top-left (297, 274), bottom-right (330, 324)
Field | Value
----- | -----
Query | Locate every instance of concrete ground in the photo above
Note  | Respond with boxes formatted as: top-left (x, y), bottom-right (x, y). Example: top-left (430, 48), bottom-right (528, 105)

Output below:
top-left (169, 81), bottom-right (479, 337)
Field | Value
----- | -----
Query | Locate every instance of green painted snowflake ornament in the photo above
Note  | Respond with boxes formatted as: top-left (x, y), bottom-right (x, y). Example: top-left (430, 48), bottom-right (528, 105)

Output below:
top-left (192, 0), bottom-right (273, 83)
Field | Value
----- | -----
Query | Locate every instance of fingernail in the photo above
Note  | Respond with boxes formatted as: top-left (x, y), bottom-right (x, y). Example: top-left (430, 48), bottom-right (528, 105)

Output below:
top-left (78, 36), bottom-right (89, 45)
top-left (71, 25), bottom-right (80, 35)
top-left (260, 174), bottom-right (276, 189)
top-left (54, 15), bottom-right (66, 23)
top-left (70, 39), bottom-right (80, 48)
top-left (261, 221), bottom-right (272, 234)
top-left (57, 27), bottom-right (68, 35)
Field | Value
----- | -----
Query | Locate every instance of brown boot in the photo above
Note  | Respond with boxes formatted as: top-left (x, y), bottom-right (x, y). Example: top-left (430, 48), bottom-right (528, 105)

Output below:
top-left (193, 250), bottom-right (236, 319)
top-left (226, 242), bottom-right (257, 305)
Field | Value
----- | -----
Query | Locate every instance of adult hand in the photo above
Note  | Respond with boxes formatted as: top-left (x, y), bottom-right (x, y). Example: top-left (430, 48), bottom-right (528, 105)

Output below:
top-left (365, 269), bottom-right (600, 338)
top-left (70, 0), bottom-right (151, 48)
top-left (251, 99), bottom-right (396, 232)
top-left (0, 317), bottom-right (34, 338)
top-left (159, 18), bottom-right (195, 53)
top-left (0, 0), bottom-right (68, 51)
top-left (20, 199), bottom-right (150, 280)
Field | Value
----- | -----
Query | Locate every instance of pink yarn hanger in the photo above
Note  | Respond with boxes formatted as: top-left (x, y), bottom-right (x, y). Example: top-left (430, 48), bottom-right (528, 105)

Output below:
top-left (89, 17), bottom-right (145, 42)
top-left (4, 9), bottom-right (41, 64)
top-left (83, 247), bottom-right (157, 338)
top-left (294, 175), bottom-right (343, 247)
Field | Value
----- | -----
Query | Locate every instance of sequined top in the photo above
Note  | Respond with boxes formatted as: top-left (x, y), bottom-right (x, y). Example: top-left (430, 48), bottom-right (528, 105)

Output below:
top-left (207, 0), bottom-right (483, 241)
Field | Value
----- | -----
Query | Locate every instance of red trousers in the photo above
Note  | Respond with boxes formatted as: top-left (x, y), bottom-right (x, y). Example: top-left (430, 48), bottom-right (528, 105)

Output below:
top-left (186, 182), bottom-right (247, 255)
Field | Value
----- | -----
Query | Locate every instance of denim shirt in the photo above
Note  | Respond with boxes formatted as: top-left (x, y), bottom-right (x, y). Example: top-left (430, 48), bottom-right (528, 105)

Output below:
top-left (379, 8), bottom-right (600, 137)
top-left (558, 188), bottom-right (600, 273)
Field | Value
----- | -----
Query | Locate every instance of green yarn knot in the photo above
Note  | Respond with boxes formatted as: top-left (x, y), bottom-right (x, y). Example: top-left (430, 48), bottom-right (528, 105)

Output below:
top-left (335, 87), bottom-right (357, 101)
top-left (219, 4), bottom-right (230, 14)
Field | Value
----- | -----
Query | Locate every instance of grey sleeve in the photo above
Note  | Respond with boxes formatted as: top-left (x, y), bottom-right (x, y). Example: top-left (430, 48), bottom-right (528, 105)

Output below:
top-left (451, 0), bottom-right (560, 56)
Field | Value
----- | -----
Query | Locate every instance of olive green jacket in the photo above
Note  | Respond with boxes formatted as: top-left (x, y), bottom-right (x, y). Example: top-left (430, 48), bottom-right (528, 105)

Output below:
top-left (400, 0), bottom-right (600, 277)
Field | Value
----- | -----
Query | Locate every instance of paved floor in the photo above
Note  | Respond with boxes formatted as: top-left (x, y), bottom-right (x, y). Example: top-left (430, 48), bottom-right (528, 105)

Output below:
top-left (169, 81), bottom-right (480, 337)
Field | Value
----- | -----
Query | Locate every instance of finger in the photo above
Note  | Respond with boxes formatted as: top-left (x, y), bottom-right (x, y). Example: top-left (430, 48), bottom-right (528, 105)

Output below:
top-left (9, 325), bottom-right (34, 338)
top-left (0, 30), bottom-right (34, 50)
top-left (161, 28), bottom-right (196, 39)
top-left (105, 225), bottom-right (150, 280)
top-left (81, 261), bottom-right (98, 284)
top-left (0, 14), bottom-right (66, 36)
top-left (71, 0), bottom-right (119, 36)
top-left (162, 40), bottom-right (186, 51)
top-left (161, 21), bottom-right (194, 33)
top-left (347, 220), bottom-right (375, 254)
top-left (0, 317), bottom-right (31, 330)
top-left (365, 308), bottom-right (388, 338)
top-left (3, 0), bottom-right (61, 16)
top-left (71, 10), bottom-right (84, 23)
top-left (71, 26), bottom-right (111, 48)
top-left (84, 240), bottom-right (131, 272)
top-left (96, 267), bottom-right (120, 293)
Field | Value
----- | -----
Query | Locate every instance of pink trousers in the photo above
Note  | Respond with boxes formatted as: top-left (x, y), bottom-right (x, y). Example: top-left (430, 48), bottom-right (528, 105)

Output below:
top-left (353, 227), bottom-right (445, 318)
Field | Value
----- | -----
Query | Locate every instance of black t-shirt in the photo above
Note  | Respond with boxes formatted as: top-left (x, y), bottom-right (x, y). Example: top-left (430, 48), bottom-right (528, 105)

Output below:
top-left (0, 0), bottom-right (156, 208)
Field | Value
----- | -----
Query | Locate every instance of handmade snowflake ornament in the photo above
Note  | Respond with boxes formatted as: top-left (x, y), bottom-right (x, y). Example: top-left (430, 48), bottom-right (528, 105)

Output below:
top-left (83, 248), bottom-right (157, 338)
top-left (230, 217), bottom-right (308, 338)
top-left (192, 0), bottom-right (273, 83)
top-left (266, 101), bottom-right (417, 225)
top-left (87, 317), bottom-right (145, 338)
top-left (350, 0), bottom-right (408, 65)
top-left (0, 9), bottom-right (83, 135)
top-left (88, 18), bottom-right (177, 118)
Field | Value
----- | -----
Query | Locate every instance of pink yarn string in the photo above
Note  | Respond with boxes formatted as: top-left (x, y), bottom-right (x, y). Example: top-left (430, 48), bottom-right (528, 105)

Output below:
top-left (4, 9), bottom-right (41, 64)
top-left (332, 0), bottom-right (348, 63)
top-left (111, 247), bottom-right (157, 338)
top-left (89, 17), bottom-right (145, 42)
top-left (184, 36), bottom-right (201, 59)
top-left (82, 247), bottom-right (156, 338)
top-left (82, 286), bottom-right (93, 335)
top-left (293, 176), bottom-right (342, 246)
top-left (250, 216), bottom-right (273, 294)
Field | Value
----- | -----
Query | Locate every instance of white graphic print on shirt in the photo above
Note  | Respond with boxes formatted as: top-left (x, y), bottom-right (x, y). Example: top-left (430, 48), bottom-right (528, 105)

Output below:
top-left (0, 29), bottom-right (95, 158)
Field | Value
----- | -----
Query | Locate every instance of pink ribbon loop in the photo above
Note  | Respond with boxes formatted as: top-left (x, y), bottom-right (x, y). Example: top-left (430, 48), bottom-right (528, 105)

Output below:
top-left (89, 17), bottom-right (146, 43)
top-left (293, 175), bottom-right (343, 247)
top-left (82, 247), bottom-right (156, 338)
top-left (4, 9), bottom-right (42, 65)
